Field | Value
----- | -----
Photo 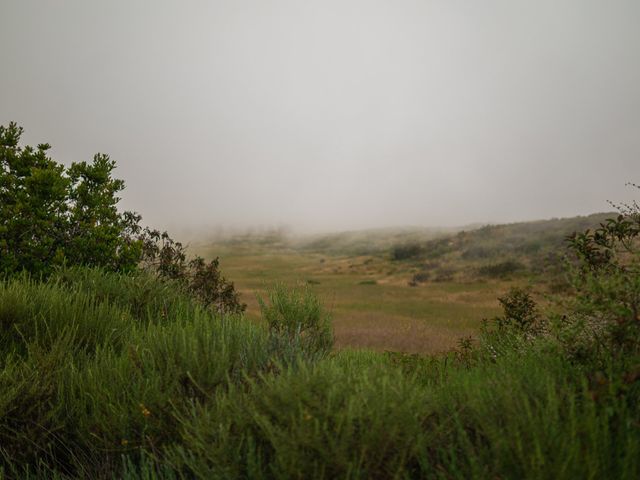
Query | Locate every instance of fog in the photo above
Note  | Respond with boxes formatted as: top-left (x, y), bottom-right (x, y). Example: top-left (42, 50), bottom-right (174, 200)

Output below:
top-left (2, 0), bottom-right (639, 234)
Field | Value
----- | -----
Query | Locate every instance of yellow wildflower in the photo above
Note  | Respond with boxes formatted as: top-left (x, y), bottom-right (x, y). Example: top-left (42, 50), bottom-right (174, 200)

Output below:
top-left (140, 403), bottom-right (151, 417)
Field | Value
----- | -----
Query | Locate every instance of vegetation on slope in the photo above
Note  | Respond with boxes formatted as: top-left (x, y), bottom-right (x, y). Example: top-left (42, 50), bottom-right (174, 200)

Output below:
top-left (391, 213), bottom-right (617, 286)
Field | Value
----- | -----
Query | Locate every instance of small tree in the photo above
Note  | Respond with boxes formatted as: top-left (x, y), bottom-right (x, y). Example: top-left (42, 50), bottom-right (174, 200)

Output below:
top-left (0, 122), bottom-right (244, 314)
top-left (0, 122), bottom-right (141, 276)
top-left (493, 287), bottom-right (539, 333)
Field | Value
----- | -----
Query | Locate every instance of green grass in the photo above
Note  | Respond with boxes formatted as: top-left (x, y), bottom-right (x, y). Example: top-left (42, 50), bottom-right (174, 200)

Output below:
top-left (189, 214), bottom-right (615, 354)
top-left (1, 268), bottom-right (638, 478)
top-left (190, 243), bottom-right (520, 353)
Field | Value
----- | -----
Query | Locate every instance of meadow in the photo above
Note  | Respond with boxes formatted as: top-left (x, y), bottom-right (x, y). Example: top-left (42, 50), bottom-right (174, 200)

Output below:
top-left (191, 213), bottom-right (613, 353)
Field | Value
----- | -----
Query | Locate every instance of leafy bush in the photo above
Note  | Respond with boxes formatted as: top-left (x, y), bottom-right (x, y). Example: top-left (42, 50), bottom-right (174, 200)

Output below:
top-left (561, 185), bottom-right (640, 365)
top-left (0, 122), bottom-right (244, 314)
top-left (0, 122), bottom-right (141, 276)
top-left (0, 270), bottom-right (268, 475)
top-left (139, 229), bottom-right (245, 314)
top-left (492, 287), bottom-right (540, 334)
top-left (258, 283), bottom-right (333, 360)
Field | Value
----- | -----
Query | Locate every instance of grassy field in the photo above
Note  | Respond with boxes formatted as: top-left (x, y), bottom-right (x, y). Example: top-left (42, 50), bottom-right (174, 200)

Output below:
top-left (192, 213), bottom-right (613, 354)
top-left (192, 239), bottom-right (524, 354)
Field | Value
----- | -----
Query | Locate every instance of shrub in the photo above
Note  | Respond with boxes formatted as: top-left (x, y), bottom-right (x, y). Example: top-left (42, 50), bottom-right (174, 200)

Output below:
top-left (562, 186), bottom-right (640, 364)
top-left (391, 242), bottom-right (424, 261)
top-left (0, 122), bottom-right (244, 314)
top-left (139, 230), bottom-right (245, 314)
top-left (493, 287), bottom-right (540, 334)
top-left (0, 270), bottom-right (268, 475)
top-left (477, 260), bottom-right (525, 278)
top-left (0, 122), bottom-right (141, 276)
top-left (258, 283), bottom-right (333, 360)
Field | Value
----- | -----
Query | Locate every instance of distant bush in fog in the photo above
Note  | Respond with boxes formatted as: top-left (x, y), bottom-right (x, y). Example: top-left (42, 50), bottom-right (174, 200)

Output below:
top-left (391, 242), bottom-right (424, 260)
top-left (477, 260), bottom-right (525, 278)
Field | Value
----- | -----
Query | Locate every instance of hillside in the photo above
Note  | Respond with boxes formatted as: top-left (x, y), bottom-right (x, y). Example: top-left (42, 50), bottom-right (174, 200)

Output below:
top-left (389, 212), bottom-right (616, 286)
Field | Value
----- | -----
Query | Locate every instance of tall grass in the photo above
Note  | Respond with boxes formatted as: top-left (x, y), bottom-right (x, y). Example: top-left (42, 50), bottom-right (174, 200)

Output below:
top-left (1, 268), bottom-right (638, 478)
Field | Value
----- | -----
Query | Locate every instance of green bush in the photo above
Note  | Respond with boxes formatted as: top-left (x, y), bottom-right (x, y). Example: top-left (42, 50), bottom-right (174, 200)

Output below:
top-left (258, 283), bottom-right (334, 361)
top-left (561, 188), bottom-right (640, 368)
top-left (493, 287), bottom-right (540, 334)
top-left (0, 122), bottom-right (141, 276)
top-left (0, 122), bottom-right (245, 314)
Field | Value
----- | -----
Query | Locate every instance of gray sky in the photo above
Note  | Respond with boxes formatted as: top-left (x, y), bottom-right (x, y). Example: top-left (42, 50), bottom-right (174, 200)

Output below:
top-left (2, 1), bottom-right (639, 233)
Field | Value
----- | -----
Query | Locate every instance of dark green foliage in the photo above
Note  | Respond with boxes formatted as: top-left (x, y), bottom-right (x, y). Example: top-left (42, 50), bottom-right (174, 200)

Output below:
top-left (65, 154), bottom-right (142, 272)
top-left (391, 242), bottom-right (424, 261)
top-left (562, 185), bottom-right (640, 365)
top-left (492, 287), bottom-right (540, 334)
top-left (139, 229), bottom-right (246, 314)
top-left (477, 260), bottom-right (525, 278)
top-left (0, 122), bottom-right (141, 276)
top-left (0, 122), bottom-right (244, 314)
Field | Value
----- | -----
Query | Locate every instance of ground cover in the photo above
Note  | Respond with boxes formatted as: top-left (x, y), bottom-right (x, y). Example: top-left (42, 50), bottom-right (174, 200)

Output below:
top-left (191, 241), bottom-right (518, 353)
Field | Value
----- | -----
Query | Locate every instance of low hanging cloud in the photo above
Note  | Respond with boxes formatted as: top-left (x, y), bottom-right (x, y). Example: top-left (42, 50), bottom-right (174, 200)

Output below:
top-left (2, 0), bottom-right (639, 233)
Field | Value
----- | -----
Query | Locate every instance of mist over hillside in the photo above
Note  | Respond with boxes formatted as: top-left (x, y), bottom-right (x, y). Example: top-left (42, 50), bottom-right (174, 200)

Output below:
top-left (2, 1), bottom-right (639, 233)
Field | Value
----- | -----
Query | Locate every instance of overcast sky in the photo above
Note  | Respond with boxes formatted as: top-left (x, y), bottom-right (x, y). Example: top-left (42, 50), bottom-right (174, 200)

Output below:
top-left (1, 1), bottom-right (639, 233)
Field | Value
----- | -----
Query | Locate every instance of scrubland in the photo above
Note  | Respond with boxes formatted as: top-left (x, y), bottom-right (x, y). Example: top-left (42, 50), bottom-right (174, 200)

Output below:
top-left (2, 213), bottom-right (638, 478)
top-left (1, 265), bottom-right (638, 479)
top-left (192, 213), bottom-right (615, 353)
